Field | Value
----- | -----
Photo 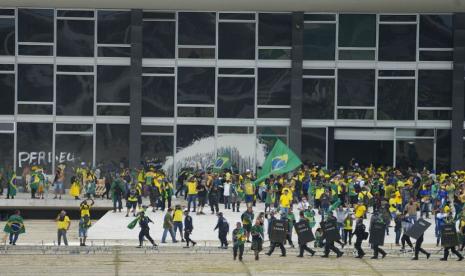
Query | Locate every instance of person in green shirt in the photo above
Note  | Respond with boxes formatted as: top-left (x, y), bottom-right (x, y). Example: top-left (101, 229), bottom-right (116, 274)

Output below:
top-left (241, 207), bottom-right (254, 242)
top-left (286, 208), bottom-right (296, 248)
top-left (111, 174), bottom-right (125, 212)
top-left (3, 210), bottom-right (25, 245)
top-left (6, 171), bottom-right (17, 199)
top-left (250, 220), bottom-right (264, 261)
top-left (232, 222), bottom-right (246, 261)
top-left (161, 208), bottom-right (177, 243)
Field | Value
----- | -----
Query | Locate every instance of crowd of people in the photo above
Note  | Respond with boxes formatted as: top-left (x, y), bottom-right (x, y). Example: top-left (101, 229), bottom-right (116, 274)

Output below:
top-left (2, 161), bottom-right (465, 262)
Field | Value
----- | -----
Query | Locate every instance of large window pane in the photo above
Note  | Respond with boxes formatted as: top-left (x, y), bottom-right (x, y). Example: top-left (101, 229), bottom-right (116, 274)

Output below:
top-left (142, 76), bottom-right (174, 117)
top-left (218, 77), bottom-right (255, 118)
top-left (55, 134), bottom-right (93, 186)
top-left (396, 139), bottom-right (434, 169)
top-left (301, 128), bottom-right (326, 165)
top-left (257, 68), bottom-right (291, 105)
top-left (303, 23), bottom-right (335, 60)
top-left (18, 9), bottom-right (54, 42)
top-left (18, 64), bottom-right (53, 102)
top-left (0, 134), bottom-right (14, 169)
top-left (219, 23), bottom-right (255, 60)
top-left (57, 20), bottom-right (94, 57)
top-left (0, 18), bottom-right (15, 55)
top-left (418, 70), bottom-right (452, 107)
top-left (436, 129), bottom-right (451, 172)
top-left (97, 11), bottom-right (130, 44)
top-left (178, 12), bottom-right (215, 45)
top-left (175, 125), bottom-right (215, 172)
top-left (258, 13), bottom-right (291, 46)
top-left (17, 123), bottom-right (53, 174)
top-left (143, 21), bottom-right (175, 58)
top-left (97, 66), bottom-right (130, 103)
top-left (337, 69), bottom-right (375, 106)
top-left (335, 140), bottom-right (393, 168)
top-left (420, 15), bottom-right (453, 48)
top-left (377, 79), bottom-right (415, 120)
top-left (338, 14), bottom-right (376, 47)
top-left (96, 124), bottom-right (129, 167)
top-left (177, 67), bottom-right (215, 104)
top-left (141, 135), bottom-right (174, 163)
top-left (0, 74), bottom-right (14, 115)
top-left (302, 78), bottom-right (334, 119)
top-left (56, 75), bottom-right (94, 116)
top-left (379, 24), bottom-right (416, 61)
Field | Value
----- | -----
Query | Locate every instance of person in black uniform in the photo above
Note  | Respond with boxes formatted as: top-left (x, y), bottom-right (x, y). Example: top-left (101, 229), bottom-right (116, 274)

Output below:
top-left (297, 211), bottom-right (315, 258)
top-left (266, 216), bottom-right (287, 257)
top-left (370, 212), bottom-right (387, 259)
top-left (440, 215), bottom-right (464, 261)
top-left (412, 233), bottom-right (430, 260)
top-left (136, 209), bottom-right (157, 248)
top-left (183, 209), bottom-right (196, 248)
top-left (214, 212), bottom-right (229, 249)
top-left (353, 218), bottom-right (367, 258)
top-left (321, 214), bottom-right (343, 258)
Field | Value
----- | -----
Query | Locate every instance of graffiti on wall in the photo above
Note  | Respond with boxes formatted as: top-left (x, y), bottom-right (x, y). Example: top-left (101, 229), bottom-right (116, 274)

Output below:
top-left (18, 151), bottom-right (76, 168)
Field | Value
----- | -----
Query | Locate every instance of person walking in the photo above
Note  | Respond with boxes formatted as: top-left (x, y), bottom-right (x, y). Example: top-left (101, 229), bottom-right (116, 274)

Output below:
top-left (353, 218), bottom-right (367, 258)
top-left (79, 215), bottom-right (91, 246)
top-left (223, 179), bottom-right (231, 210)
top-left (183, 209), bottom-right (196, 248)
top-left (232, 222), bottom-right (246, 261)
top-left (111, 173), bottom-right (125, 212)
top-left (186, 176), bottom-right (198, 213)
top-left (161, 208), bottom-right (177, 243)
top-left (241, 207), bottom-right (254, 242)
top-left (412, 233), bottom-right (431, 260)
top-left (297, 211), bottom-right (315, 257)
top-left (214, 212), bottom-right (229, 249)
top-left (137, 210), bottom-right (157, 248)
top-left (56, 210), bottom-right (70, 246)
top-left (173, 205), bottom-right (184, 242)
top-left (251, 220), bottom-right (264, 260)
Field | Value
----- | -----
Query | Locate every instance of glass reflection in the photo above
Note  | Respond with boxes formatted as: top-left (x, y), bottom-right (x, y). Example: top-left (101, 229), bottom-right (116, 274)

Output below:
top-left (219, 23), bottom-right (255, 60)
top-left (301, 128), bottom-right (326, 165)
top-left (335, 140), bottom-right (393, 168)
top-left (0, 18), bottom-right (15, 55)
top-left (178, 12), bottom-right (216, 45)
top-left (257, 68), bottom-right (291, 105)
top-left (0, 133), bottom-right (14, 169)
top-left (18, 64), bottom-right (53, 102)
top-left (337, 69), bottom-right (375, 106)
top-left (419, 15), bottom-right (453, 48)
top-left (418, 70), bottom-right (452, 107)
top-left (141, 135), bottom-right (174, 164)
top-left (303, 23), bottom-right (336, 60)
top-left (379, 24), bottom-right (416, 61)
top-left (218, 77), bottom-right (255, 118)
top-left (0, 74), bottom-right (14, 115)
top-left (97, 11), bottom-right (130, 44)
top-left (57, 20), bottom-right (94, 57)
top-left (56, 75), bottom-right (94, 116)
top-left (338, 14), bottom-right (376, 47)
top-left (177, 67), bottom-right (215, 104)
top-left (377, 79), bottom-right (415, 120)
top-left (17, 123), bottom-right (53, 174)
top-left (96, 124), bottom-right (129, 168)
top-left (18, 9), bottom-right (54, 42)
top-left (143, 21), bottom-right (175, 58)
top-left (302, 78), bottom-right (334, 119)
top-left (396, 139), bottom-right (434, 170)
top-left (142, 76), bottom-right (175, 117)
top-left (97, 66), bottom-right (130, 103)
top-left (258, 13), bottom-right (291, 46)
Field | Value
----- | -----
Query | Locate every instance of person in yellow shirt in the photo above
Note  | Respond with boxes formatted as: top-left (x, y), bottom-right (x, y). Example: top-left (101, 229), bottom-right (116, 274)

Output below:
top-left (173, 205), bottom-right (185, 242)
top-left (354, 202), bottom-right (367, 219)
top-left (279, 189), bottom-right (292, 215)
top-left (80, 199), bottom-right (94, 218)
top-left (56, 210), bottom-right (70, 246)
top-left (186, 176), bottom-right (198, 213)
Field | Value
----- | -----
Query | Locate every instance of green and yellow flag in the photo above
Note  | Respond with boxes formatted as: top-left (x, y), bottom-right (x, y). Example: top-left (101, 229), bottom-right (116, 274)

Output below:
top-left (213, 154), bottom-right (231, 173)
top-left (254, 139), bottom-right (302, 185)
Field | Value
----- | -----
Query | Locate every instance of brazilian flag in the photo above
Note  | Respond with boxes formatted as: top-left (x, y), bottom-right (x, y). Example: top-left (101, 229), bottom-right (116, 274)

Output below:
top-left (127, 217), bottom-right (140, 230)
top-left (3, 215), bottom-right (25, 234)
top-left (254, 139), bottom-right (302, 185)
top-left (213, 154), bottom-right (231, 173)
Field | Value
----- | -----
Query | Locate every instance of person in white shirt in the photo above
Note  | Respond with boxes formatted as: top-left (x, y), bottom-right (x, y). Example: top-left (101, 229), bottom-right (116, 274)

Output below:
top-left (297, 197), bottom-right (310, 211)
top-left (223, 180), bottom-right (231, 210)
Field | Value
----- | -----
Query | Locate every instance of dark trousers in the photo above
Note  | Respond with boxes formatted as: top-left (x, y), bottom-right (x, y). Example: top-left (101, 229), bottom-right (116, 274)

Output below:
top-left (414, 242), bottom-right (429, 258)
top-left (299, 243), bottom-right (315, 256)
top-left (184, 230), bottom-right (195, 246)
top-left (9, 232), bottom-right (19, 244)
top-left (268, 242), bottom-right (286, 256)
top-left (139, 228), bottom-right (155, 246)
top-left (343, 229), bottom-right (353, 244)
top-left (373, 244), bottom-right (386, 258)
top-left (113, 194), bottom-right (122, 211)
top-left (233, 244), bottom-right (244, 259)
top-left (160, 196), bottom-right (172, 211)
top-left (401, 234), bottom-right (413, 249)
top-left (355, 238), bottom-right (365, 256)
top-left (219, 231), bottom-right (228, 247)
top-left (443, 247), bottom-right (463, 260)
top-left (232, 202), bottom-right (240, 212)
top-left (324, 241), bottom-right (341, 256)
top-left (210, 202), bottom-right (219, 213)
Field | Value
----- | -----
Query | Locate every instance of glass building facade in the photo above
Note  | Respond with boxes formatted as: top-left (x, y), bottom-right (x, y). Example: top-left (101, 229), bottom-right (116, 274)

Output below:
top-left (0, 7), bottom-right (463, 179)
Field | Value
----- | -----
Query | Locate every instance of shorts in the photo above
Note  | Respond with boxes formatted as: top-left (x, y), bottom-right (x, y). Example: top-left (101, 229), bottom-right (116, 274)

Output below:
top-left (245, 195), bottom-right (253, 203)
top-left (243, 224), bottom-right (252, 232)
top-left (126, 201), bottom-right (137, 209)
top-left (79, 228), bottom-right (88, 238)
top-left (54, 182), bottom-right (64, 192)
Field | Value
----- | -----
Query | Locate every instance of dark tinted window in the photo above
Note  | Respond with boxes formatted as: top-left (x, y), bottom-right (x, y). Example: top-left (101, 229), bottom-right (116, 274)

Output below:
top-left (379, 24), bottom-right (416, 61)
top-left (141, 135), bottom-right (174, 163)
top-left (143, 21), bottom-right (175, 58)
top-left (17, 123), bottom-right (53, 173)
top-left (377, 79), bottom-right (415, 120)
top-left (335, 140), bottom-right (393, 168)
top-left (97, 11), bottom-right (130, 44)
top-left (219, 23), bottom-right (255, 60)
top-left (18, 64), bottom-right (53, 102)
top-left (97, 46), bottom-right (130, 57)
top-left (258, 13), bottom-right (291, 46)
top-left (18, 104), bottom-right (52, 115)
top-left (218, 77), bottom-right (255, 118)
top-left (178, 12), bottom-right (216, 45)
top-left (177, 67), bottom-right (215, 104)
top-left (418, 70), bottom-right (452, 107)
top-left (18, 45), bottom-right (53, 56)
top-left (419, 15), bottom-right (453, 48)
top-left (337, 109), bottom-right (374, 119)
top-left (176, 125), bottom-right (214, 151)
top-left (56, 75), bottom-right (94, 116)
top-left (0, 74), bottom-right (14, 115)
top-left (302, 78), bottom-right (334, 119)
top-left (142, 76), bottom-right (175, 117)
top-left (97, 66), bottom-right (130, 103)
top-left (96, 124), bottom-right (129, 167)
top-left (57, 20), bottom-right (95, 57)
top-left (436, 129), bottom-right (451, 172)
top-left (338, 14), bottom-right (376, 47)
top-left (55, 134), bottom-right (93, 180)
top-left (0, 134), bottom-right (14, 169)
top-left (301, 128), bottom-right (326, 165)
top-left (18, 9), bottom-right (54, 42)
top-left (0, 18), bottom-right (15, 55)
top-left (337, 69), bottom-right (375, 106)
top-left (257, 68), bottom-right (291, 105)
top-left (396, 139), bottom-right (433, 169)
top-left (303, 23), bottom-right (335, 60)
